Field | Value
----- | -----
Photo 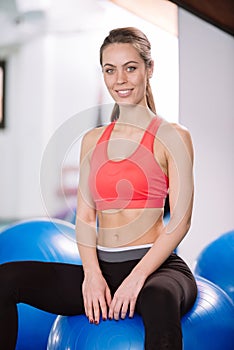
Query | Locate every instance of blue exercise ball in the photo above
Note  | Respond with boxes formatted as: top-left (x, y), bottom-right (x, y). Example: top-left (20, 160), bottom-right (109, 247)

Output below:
top-left (182, 277), bottom-right (234, 349)
top-left (194, 230), bottom-right (234, 303)
top-left (48, 314), bottom-right (144, 350)
top-left (47, 276), bottom-right (234, 350)
top-left (0, 218), bottom-right (81, 350)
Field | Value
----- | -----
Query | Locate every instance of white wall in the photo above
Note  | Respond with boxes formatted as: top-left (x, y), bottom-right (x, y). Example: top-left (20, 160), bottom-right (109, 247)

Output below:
top-left (0, 1), bottom-right (179, 220)
top-left (0, 32), bottom-right (103, 219)
top-left (0, 37), bottom-right (51, 218)
top-left (177, 9), bottom-right (234, 267)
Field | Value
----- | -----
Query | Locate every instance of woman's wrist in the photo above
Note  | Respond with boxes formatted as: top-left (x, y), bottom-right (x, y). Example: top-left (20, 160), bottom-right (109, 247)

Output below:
top-left (131, 266), bottom-right (148, 281)
top-left (83, 265), bottom-right (102, 276)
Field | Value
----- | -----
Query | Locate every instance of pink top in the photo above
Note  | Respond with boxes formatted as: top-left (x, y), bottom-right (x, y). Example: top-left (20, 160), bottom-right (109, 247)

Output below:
top-left (89, 117), bottom-right (169, 210)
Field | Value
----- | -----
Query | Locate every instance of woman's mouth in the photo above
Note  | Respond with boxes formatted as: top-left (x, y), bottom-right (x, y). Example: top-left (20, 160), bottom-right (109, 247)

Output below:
top-left (116, 89), bottom-right (132, 98)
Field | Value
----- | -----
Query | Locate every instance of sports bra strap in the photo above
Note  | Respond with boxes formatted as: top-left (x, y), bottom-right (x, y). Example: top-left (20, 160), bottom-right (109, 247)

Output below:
top-left (97, 117), bottom-right (162, 150)
top-left (97, 122), bottom-right (115, 144)
top-left (141, 117), bottom-right (162, 151)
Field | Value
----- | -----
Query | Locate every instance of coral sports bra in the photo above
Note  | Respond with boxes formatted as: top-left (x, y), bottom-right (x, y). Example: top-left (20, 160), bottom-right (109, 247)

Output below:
top-left (89, 117), bottom-right (169, 210)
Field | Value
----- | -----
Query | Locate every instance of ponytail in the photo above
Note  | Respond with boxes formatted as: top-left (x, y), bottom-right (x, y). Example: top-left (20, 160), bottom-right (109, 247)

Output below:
top-left (146, 79), bottom-right (156, 114)
top-left (110, 103), bottom-right (120, 122)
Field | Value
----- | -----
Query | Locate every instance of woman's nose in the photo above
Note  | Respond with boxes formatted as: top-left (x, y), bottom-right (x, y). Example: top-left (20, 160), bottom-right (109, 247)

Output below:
top-left (116, 69), bottom-right (127, 84)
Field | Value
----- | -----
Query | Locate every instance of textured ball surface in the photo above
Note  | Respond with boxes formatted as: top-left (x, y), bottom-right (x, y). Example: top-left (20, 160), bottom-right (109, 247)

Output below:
top-left (182, 277), bottom-right (234, 350)
top-left (194, 230), bottom-right (234, 302)
top-left (48, 314), bottom-right (144, 350)
top-left (48, 277), bottom-right (234, 350)
top-left (0, 218), bottom-right (81, 350)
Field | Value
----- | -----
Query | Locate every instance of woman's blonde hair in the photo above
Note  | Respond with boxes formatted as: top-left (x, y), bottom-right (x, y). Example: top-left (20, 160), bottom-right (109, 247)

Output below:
top-left (100, 27), bottom-right (156, 121)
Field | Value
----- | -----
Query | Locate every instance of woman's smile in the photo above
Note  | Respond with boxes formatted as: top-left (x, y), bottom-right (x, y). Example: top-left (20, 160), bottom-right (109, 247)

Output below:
top-left (116, 88), bottom-right (133, 98)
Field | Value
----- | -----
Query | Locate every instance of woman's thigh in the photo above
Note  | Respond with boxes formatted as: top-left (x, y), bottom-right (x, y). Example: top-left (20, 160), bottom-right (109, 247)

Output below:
top-left (136, 254), bottom-right (197, 317)
top-left (1, 261), bottom-right (85, 315)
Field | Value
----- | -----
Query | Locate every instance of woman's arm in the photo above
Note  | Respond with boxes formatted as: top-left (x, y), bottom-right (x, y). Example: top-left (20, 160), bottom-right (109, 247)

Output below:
top-left (76, 130), bottom-right (112, 324)
top-left (108, 122), bottom-right (194, 319)
top-left (133, 122), bottom-right (194, 275)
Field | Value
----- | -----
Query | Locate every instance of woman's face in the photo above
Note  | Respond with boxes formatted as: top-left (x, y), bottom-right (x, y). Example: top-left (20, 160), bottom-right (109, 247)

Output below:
top-left (102, 43), bottom-right (153, 107)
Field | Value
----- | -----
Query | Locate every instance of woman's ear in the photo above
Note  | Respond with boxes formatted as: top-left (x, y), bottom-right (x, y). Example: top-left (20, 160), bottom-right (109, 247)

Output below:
top-left (148, 60), bottom-right (154, 79)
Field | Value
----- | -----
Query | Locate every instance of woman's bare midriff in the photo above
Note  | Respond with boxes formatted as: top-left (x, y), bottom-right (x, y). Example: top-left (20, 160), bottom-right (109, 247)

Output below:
top-left (97, 207), bottom-right (164, 248)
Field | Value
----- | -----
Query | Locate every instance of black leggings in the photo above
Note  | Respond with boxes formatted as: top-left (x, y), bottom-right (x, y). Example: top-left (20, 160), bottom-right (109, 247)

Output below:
top-left (0, 253), bottom-right (197, 350)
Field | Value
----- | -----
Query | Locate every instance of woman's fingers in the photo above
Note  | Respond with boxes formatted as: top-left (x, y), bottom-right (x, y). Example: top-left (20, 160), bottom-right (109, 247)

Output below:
top-left (109, 295), bottom-right (137, 320)
top-left (129, 298), bottom-right (136, 318)
top-left (84, 279), bottom-right (139, 323)
top-left (112, 299), bottom-right (122, 320)
top-left (85, 298), bottom-right (95, 323)
top-left (121, 300), bottom-right (129, 319)
top-left (105, 286), bottom-right (112, 308)
top-left (87, 297), bottom-right (136, 322)
top-left (93, 298), bottom-right (101, 324)
top-left (99, 295), bottom-right (108, 321)
top-left (108, 298), bottom-right (115, 320)
top-left (82, 276), bottom-right (112, 323)
top-left (109, 298), bottom-right (127, 320)
top-left (84, 295), bottom-right (111, 323)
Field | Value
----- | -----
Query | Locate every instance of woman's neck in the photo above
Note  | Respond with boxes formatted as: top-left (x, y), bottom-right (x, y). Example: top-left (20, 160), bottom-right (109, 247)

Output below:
top-left (117, 103), bottom-right (155, 128)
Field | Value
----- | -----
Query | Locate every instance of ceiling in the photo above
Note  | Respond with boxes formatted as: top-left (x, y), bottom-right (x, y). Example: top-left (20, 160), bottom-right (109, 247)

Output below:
top-left (169, 0), bottom-right (234, 36)
top-left (110, 0), bottom-right (178, 36)
top-left (110, 0), bottom-right (234, 37)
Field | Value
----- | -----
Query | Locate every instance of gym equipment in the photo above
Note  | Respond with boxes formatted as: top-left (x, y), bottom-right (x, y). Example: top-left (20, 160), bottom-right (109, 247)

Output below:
top-left (194, 230), bottom-right (234, 303)
top-left (0, 218), bottom-right (81, 350)
top-left (47, 276), bottom-right (234, 350)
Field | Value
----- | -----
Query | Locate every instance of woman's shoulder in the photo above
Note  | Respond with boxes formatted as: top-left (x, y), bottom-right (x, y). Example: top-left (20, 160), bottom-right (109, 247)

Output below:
top-left (81, 124), bottom-right (110, 153)
top-left (159, 119), bottom-right (192, 143)
top-left (157, 119), bottom-right (194, 159)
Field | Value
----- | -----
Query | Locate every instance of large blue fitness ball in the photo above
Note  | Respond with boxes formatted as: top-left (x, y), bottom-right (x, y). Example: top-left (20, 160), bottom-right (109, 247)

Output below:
top-left (48, 314), bottom-right (144, 350)
top-left (194, 230), bottom-right (234, 303)
top-left (0, 218), bottom-right (81, 350)
top-left (47, 277), bottom-right (234, 350)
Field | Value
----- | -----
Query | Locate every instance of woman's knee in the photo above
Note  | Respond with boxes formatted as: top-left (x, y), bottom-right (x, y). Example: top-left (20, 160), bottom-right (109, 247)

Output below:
top-left (138, 274), bottom-right (182, 316)
top-left (0, 262), bottom-right (21, 300)
top-left (144, 274), bottom-right (180, 299)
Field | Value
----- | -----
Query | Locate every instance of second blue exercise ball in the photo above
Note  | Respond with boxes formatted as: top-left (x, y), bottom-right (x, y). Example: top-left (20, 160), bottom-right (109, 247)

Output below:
top-left (194, 230), bottom-right (234, 303)
top-left (0, 218), bottom-right (81, 350)
top-left (182, 277), bottom-right (234, 349)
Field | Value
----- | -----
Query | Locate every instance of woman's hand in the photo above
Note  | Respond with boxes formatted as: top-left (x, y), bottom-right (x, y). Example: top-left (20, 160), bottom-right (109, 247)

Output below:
top-left (108, 270), bottom-right (146, 320)
top-left (82, 271), bottom-right (112, 324)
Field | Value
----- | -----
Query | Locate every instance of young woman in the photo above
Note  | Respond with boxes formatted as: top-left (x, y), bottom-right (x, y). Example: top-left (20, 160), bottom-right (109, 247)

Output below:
top-left (0, 27), bottom-right (197, 350)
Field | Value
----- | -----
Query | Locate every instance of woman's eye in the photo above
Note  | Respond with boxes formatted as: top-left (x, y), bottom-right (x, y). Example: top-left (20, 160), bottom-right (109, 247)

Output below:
top-left (105, 68), bottom-right (114, 74)
top-left (127, 66), bottom-right (136, 72)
